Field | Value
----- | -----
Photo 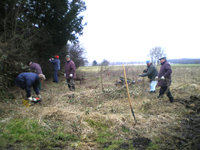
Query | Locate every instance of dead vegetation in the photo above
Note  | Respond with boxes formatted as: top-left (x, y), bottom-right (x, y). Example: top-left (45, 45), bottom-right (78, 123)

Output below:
top-left (0, 65), bottom-right (200, 149)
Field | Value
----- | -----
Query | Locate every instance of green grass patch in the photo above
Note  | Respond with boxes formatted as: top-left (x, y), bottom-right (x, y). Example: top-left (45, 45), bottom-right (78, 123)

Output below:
top-left (146, 142), bottom-right (160, 150)
top-left (171, 64), bottom-right (200, 67)
top-left (0, 118), bottom-right (79, 149)
top-left (86, 119), bottom-right (110, 130)
top-left (85, 119), bottom-right (125, 149)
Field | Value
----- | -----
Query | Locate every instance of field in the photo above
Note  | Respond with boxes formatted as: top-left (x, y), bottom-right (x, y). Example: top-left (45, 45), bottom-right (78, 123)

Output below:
top-left (0, 64), bottom-right (200, 150)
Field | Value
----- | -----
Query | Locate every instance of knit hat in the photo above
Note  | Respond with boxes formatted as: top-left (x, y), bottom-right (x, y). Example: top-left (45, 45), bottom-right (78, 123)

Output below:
top-left (146, 60), bottom-right (150, 64)
top-left (55, 55), bottom-right (59, 59)
top-left (66, 55), bottom-right (70, 58)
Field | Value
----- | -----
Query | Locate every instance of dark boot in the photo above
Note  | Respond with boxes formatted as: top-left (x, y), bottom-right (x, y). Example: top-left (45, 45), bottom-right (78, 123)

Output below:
top-left (169, 97), bottom-right (174, 103)
top-left (167, 90), bottom-right (173, 103)
top-left (149, 91), bottom-right (155, 94)
top-left (157, 95), bottom-right (163, 99)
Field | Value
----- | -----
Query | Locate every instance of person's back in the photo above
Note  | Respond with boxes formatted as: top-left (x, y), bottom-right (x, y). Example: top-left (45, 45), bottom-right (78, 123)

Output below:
top-left (49, 55), bottom-right (60, 83)
top-left (29, 62), bottom-right (43, 74)
top-left (50, 58), bottom-right (60, 71)
top-left (15, 72), bottom-right (40, 97)
top-left (147, 64), bottom-right (158, 80)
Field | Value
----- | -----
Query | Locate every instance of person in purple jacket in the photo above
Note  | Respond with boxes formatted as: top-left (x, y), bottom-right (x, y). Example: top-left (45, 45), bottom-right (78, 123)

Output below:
top-left (64, 55), bottom-right (76, 91)
top-left (15, 72), bottom-right (45, 101)
top-left (156, 57), bottom-right (174, 103)
top-left (27, 61), bottom-right (43, 90)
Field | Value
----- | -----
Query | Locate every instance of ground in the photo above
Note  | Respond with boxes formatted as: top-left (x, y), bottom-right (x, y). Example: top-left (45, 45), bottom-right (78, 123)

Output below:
top-left (0, 65), bottom-right (200, 150)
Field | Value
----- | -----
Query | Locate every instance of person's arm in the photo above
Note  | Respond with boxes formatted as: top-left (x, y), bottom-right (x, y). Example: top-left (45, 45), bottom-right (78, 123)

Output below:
top-left (70, 62), bottom-right (76, 75)
top-left (33, 77), bottom-right (40, 95)
top-left (139, 66), bottom-right (153, 77)
top-left (25, 80), bottom-right (32, 98)
top-left (33, 84), bottom-right (39, 96)
top-left (29, 64), bottom-right (34, 72)
top-left (49, 59), bottom-right (55, 64)
top-left (30, 67), bottom-right (33, 72)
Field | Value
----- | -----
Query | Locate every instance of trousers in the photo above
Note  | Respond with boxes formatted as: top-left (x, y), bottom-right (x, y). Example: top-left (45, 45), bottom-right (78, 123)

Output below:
top-left (67, 79), bottom-right (75, 91)
top-left (158, 86), bottom-right (173, 98)
top-left (149, 80), bottom-right (157, 91)
top-left (53, 70), bottom-right (58, 83)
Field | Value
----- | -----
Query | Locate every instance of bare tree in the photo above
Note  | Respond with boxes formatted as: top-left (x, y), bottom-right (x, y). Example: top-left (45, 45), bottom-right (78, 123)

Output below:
top-left (148, 47), bottom-right (166, 65)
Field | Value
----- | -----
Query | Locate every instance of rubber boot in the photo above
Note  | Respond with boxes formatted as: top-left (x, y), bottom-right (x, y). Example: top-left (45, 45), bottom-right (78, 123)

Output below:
top-left (38, 82), bottom-right (42, 90)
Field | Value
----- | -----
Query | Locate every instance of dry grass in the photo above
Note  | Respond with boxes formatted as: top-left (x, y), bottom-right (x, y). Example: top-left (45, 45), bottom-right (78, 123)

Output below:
top-left (0, 65), bottom-right (200, 149)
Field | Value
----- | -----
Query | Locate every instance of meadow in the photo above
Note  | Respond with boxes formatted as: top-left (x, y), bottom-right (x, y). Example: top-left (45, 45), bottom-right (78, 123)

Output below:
top-left (0, 64), bottom-right (200, 150)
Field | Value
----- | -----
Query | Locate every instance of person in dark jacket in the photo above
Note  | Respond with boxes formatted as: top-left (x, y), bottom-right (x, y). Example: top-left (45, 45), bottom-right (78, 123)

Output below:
top-left (15, 72), bottom-right (45, 100)
top-left (64, 55), bottom-right (76, 91)
top-left (139, 60), bottom-right (158, 93)
top-left (49, 55), bottom-right (60, 83)
top-left (27, 61), bottom-right (43, 90)
top-left (156, 57), bottom-right (173, 103)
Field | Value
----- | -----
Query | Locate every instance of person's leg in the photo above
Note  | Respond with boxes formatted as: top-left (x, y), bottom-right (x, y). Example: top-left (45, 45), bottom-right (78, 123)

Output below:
top-left (149, 81), bottom-right (157, 92)
top-left (158, 86), bottom-right (167, 98)
top-left (67, 79), bottom-right (71, 90)
top-left (166, 89), bottom-right (173, 103)
top-left (70, 79), bottom-right (75, 91)
top-left (54, 70), bottom-right (58, 83)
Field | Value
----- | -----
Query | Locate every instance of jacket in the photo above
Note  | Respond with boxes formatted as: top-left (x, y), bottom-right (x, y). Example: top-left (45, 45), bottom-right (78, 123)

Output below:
top-left (50, 59), bottom-right (60, 71)
top-left (158, 61), bottom-right (172, 87)
top-left (30, 62), bottom-right (43, 74)
top-left (65, 60), bottom-right (76, 79)
top-left (14, 72), bottom-right (40, 97)
top-left (140, 63), bottom-right (158, 81)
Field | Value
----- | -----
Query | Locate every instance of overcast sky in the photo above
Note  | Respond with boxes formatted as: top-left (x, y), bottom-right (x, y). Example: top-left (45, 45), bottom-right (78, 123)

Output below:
top-left (79, 0), bottom-right (200, 63)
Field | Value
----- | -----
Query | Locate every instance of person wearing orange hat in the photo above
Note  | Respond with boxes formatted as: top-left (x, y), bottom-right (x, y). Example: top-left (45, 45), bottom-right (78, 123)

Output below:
top-left (49, 55), bottom-right (60, 83)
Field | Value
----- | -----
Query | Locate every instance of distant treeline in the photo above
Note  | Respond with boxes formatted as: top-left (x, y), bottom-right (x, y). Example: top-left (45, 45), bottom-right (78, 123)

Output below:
top-left (167, 58), bottom-right (200, 64)
top-left (109, 58), bottom-right (200, 65)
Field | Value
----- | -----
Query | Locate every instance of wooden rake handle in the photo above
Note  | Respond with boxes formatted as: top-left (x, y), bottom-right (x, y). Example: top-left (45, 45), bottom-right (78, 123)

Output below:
top-left (122, 64), bottom-right (137, 124)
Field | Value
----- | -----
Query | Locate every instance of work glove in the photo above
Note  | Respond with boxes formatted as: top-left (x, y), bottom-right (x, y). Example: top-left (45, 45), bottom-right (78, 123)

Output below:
top-left (143, 69), bottom-right (147, 73)
top-left (155, 76), bottom-right (158, 79)
top-left (69, 74), bottom-right (73, 77)
top-left (64, 73), bottom-right (66, 77)
top-left (161, 76), bottom-right (165, 79)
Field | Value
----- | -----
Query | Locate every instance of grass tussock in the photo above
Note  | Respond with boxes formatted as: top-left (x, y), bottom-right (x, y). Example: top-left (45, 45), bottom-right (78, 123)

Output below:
top-left (0, 65), bottom-right (200, 149)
